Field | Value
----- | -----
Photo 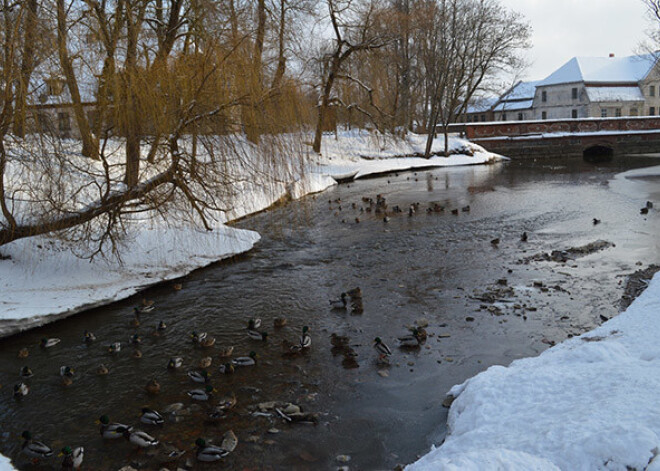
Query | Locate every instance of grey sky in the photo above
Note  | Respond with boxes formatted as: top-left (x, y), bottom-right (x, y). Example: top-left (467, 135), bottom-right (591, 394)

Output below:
top-left (498, 0), bottom-right (653, 81)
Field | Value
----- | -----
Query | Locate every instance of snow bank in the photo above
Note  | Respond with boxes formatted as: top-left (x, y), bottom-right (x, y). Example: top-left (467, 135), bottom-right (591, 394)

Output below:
top-left (313, 130), bottom-right (501, 179)
top-left (0, 455), bottom-right (16, 471)
top-left (406, 272), bottom-right (660, 471)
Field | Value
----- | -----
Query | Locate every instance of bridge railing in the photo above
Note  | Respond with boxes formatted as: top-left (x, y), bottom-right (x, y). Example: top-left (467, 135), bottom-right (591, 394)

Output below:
top-left (462, 116), bottom-right (660, 139)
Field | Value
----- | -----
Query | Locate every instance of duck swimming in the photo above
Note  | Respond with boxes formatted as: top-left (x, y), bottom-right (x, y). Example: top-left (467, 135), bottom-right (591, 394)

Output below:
top-left (40, 337), bottom-right (60, 348)
top-left (218, 346), bottom-right (234, 357)
top-left (218, 363), bottom-right (235, 374)
top-left (188, 385), bottom-right (215, 401)
top-left (140, 407), bottom-right (165, 425)
top-left (187, 370), bottom-right (211, 383)
top-left (83, 330), bottom-right (96, 343)
top-left (60, 446), bottom-right (83, 470)
top-left (231, 351), bottom-right (257, 367)
top-left (199, 356), bottom-right (212, 368)
top-left (300, 326), bottom-right (311, 349)
top-left (274, 317), bottom-right (287, 328)
top-left (60, 366), bottom-right (75, 377)
top-left (21, 431), bottom-right (52, 460)
top-left (168, 357), bottom-right (183, 369)
top-left (107, 342), bottom-right (121, 354)
top-left (20, 366), bottom-right (33, 378)
top-left (145, 379), bottom-right (161, 394)
top-left (247, 329), bottom-right (268, 341)
top-left (248, 318), bottom-right (262, 330)
top-left (329, 293), bottom-right (348, 309)
top-left (97, 415), bottom-right (132, 439)
top-left (14, 382), bottom-right (29, 398)
top-left (119, 427), bottom-right (159, 448)
top-left (96, 364), bottom-right (109, 375)
top-left (374, 337), bottom-right (392, 358)
top-left (195, 438), bottom-right (229, 462)
top-left (17, 348), bottom-right (29, 358)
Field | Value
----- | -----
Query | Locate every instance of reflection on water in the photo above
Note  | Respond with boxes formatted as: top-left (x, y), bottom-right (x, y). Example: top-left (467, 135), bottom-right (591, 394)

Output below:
top-left (1, 155), bottom-right (659, 470)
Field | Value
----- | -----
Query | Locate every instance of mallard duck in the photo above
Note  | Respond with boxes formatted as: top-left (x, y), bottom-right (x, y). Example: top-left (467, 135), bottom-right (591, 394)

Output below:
top-left (108, 342), bottom-right (121, 353)
top-left (329, 293), bottom-right (348, 309)
top-left (374, 337), bottom-right (392, 358)
top-left (83, 330), bottom-right (96, 343)
top-left (96, 364), bottom-right (109, 375)
top-left (300, 326), bottom-right (311, 349)
top-left (216, 393), bottom-right (237, 411)
top-left (21, 431), bottom-right (53, 460)
top-left (247, 318), bottom-right (262, 330)
top-left (132, 349), bottom-right (143, 359)
top-left (97, 415), bottom-right (132, 439)
top-left (135, 299), bottom-right (155, 314)
top-left (18, 347), bottom-right (29, 358)
top-left (274, 317), bottom-right (287, 328)
top-left (221, 430), bottom-right (238, 452)
top-left (187, 370), bottom-right (211, 383)
top-left (60, 446), bottom-right (83, 470)
top-left (247, 329), bottom-right (268, 341)
top-left (157, 321), bottom-right (167, 331)
top-left (173, 283), bottom-right (183, 291)
top-left (199, 356), bottom-right (212, 368)
top-left (14, 382), bottom-right (29, 397)
top-left (397, 334), bottom-right (420, 348)
top-left (330, 333), bottom-right (350, 347)
top-left (20, 366), bottom-right (33, 378)
top-left (140, 407), bottom-right (164, 425)
top-left (342, 349), bottom-right (359, 369)
top-left (218, 363), bottom-right (235, 374)
top-left (191, 331), bottom-right (207, 343)
top-left (167, 357), bottom-right (183, 369)
top-left (60, 366), bottom-right (75, 377)
top-left (347, 287), bottom-right (362, 298)
top-left (231, 351), bottom-right (257, 367)
top-left (129, 333), bottom-right (142, 344)
top-left (188, 385), bottom-right (215, 401)
top-left (145, 379), bottom-right (161, 394)
top-left (218, 346), bottom-right (234, 357)
top-left (282, 339), bottom-right (302, 356)
top-left (411, 326), bottom-right (427, 342)
top-left (195, 438), bottom-right (229, 462)
top-left (119, 427), bottom-right (159, 448)
top-left (40, 337), bottom-right (60, 348)
top-left (199, 336), bottom-right (216, 348)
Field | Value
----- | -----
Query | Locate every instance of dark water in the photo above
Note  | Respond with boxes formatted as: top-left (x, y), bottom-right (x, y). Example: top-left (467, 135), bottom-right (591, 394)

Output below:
top-left (1, 155), bottom-right (660, 470)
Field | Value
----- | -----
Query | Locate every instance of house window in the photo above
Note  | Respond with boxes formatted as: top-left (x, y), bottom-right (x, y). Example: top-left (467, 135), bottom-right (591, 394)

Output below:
top-left (541, 91), bottom-right (547, 102)
top-left (572, 88), bottom-right (578, 100)
top-left (571, 109), bottom-right (578, 119)
top-left (541, 111), bottom-right (547, 120)
top-left (630, 108), bottom-right (638, 116)
top-left (650, 85), bottom-right (656, 97)
top-left (481, 114), bottom-right (486, 122)
top-left (601, 109), bottom-right (608, 118)
top-left (615, 108), bottom-right (622, 117)
top-left (37, 113), bottom-right (51, 131)
top-left (502, 113), bottom-right (507, 121)
top-left (518, 112), bottom-right (524, 121)
top-left (58, 112), bottom-right (71, 132)
top-left (651, 107), bottom-right (656, 116)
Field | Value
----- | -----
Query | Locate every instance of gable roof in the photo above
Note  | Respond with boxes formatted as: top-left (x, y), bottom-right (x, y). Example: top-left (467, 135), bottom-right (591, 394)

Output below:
top-left (539, 54), bottom-right (657, 86)
top-left (493, 80), bottom-right (541, 111)
top-left (585, 86), bottom-right (645, 102)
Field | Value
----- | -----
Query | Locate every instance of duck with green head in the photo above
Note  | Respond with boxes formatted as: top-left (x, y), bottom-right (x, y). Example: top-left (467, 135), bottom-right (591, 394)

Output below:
top-left (195, 438), bottom-right (229, 462)
top-left (231, 351), bottom-right (257, 366)
top-left (188, 385), bottom-right (215, 401)
top-left (60, 446), bottom-right (83, 470)
top-left (97, 415), bottom-right (133, 439)
top-left (21, 431), bottom-right (53, 460)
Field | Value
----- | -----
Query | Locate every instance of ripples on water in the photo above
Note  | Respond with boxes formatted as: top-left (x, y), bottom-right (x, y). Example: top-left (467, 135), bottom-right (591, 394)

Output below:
top-left (1, 156), bottom-right (659, 470)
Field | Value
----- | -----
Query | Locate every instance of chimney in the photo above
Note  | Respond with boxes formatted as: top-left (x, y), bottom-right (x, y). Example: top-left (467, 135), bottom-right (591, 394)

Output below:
top-left (609, 53), bottom-right (615, 58)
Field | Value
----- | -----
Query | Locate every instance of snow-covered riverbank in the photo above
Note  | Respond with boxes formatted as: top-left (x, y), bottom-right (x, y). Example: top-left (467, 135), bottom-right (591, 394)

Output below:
top-left (407, 271), bottom-right (660, 470)
top-left (0, 131), bottom-right (499, 338)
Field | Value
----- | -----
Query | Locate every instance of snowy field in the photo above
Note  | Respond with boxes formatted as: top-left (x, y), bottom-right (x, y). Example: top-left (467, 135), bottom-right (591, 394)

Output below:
top-left (406, 271), bottom-right (660, 470)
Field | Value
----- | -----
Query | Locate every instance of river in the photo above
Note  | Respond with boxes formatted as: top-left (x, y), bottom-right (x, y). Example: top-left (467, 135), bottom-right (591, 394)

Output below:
top-left (1, 155), bottom-right (659, 470)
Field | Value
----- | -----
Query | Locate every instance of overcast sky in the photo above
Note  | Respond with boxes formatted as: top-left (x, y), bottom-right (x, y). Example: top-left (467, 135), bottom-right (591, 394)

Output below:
top-left (498, 0), bottom-right (654, 81)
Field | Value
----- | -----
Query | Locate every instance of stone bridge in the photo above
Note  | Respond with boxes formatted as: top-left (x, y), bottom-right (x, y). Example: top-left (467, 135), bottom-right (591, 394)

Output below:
top-left (451, 117), bottom-right (660, 160)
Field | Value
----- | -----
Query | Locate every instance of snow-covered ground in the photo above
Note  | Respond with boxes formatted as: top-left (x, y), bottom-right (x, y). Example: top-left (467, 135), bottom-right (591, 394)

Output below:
top-left (406, 271), bottom-right (660, 471)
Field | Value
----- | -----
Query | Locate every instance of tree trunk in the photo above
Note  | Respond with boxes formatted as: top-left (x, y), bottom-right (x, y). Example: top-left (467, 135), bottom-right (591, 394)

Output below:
top-left (56, 0), bottom-right (98, 159)
top-left (13, 0), bottom-right (38, 138)
top-left (312, 59), bottom-right (339, 154)
top-left (271, 0), bottom-right (287, 90)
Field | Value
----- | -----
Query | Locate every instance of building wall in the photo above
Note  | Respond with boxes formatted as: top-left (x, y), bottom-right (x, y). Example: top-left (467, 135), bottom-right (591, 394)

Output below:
top-left (493, 109), bottom-right (532, 121)
top-left (532, 83), bottom-right (590, 120)
top-left (639, 77), bottom-right (660, 116)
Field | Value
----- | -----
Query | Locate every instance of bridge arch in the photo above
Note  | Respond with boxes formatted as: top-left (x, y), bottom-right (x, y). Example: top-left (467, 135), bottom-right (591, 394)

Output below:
top-left (583, 144), bottom-right (614, 163)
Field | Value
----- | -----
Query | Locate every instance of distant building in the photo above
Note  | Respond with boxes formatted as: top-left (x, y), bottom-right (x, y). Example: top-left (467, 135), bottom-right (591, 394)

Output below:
top-left (463, 53), bottom-right (660, 123)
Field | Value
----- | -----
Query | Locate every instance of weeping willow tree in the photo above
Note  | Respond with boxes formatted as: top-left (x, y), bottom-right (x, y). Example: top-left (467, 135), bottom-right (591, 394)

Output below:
top-left (0, 0), bottom-right (313, 257)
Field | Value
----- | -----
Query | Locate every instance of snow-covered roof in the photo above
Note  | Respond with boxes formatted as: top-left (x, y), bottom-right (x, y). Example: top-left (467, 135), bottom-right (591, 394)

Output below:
top-left (586, 86), bottom-right (645, 103)
top-left (493, 99), bottom-right (534, 112)
top-left (466, 97), bottom-right (497, 114)
top-left (539, 54), bottom-right (657, 86)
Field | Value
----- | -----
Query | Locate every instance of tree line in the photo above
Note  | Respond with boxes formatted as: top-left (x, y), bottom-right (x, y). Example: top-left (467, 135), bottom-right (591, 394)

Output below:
top-left (0, 0), bottom-right (530, 253)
